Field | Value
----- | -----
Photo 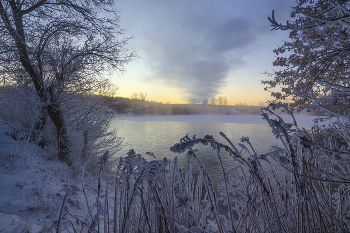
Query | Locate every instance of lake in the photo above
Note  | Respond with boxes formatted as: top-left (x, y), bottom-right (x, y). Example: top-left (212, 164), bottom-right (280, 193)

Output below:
top-left (110, 114), bottom-right (318, 183)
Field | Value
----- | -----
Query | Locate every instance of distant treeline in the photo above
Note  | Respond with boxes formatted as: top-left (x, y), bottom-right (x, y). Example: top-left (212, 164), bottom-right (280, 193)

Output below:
top-left (104, 97), bottom-right (232, 115)
top-left (102, 96), bottom-right (327, 116)
top-left (103, 96), bottom-right (268, 115)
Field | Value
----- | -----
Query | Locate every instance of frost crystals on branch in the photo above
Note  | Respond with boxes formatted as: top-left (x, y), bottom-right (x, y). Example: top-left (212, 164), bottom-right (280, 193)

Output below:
top-left (0, 0), bottom-right (135, 165)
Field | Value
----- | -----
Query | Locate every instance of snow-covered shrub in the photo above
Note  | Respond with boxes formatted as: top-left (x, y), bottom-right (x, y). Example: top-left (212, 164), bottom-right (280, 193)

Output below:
top-left (58, 92), bottom-right (122, 172)
top-left (0, 85), bottom-right (44, 143)
top-left (0, 83), bottom-right (122, 173)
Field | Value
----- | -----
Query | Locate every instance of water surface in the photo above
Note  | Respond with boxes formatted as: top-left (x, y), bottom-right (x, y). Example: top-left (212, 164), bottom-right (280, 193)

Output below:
top-left (110, 114), bottom-right (316, 169)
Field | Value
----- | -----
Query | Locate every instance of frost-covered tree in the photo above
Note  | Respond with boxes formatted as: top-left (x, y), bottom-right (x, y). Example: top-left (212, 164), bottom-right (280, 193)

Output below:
top-left (0, 0), bottom-right (134, 164)
top-left (216, 96), bottom-right (228, 106)
top-left (210, 97), bottom-right (216, 105)
top-left (263, 0), bottom-right (350, 112)
top-left (223, 96), bottom-right (228, 106)
top-left (216, 96), bottom-right (224, 106)
top-left (188, 98), bottom-right (197, 104)
top-left (130, 92), bottom-right (139, 100)
top-left (139, 92), bottom-right (147, 102)
top-left (202, 98), bottom-right (208, 105)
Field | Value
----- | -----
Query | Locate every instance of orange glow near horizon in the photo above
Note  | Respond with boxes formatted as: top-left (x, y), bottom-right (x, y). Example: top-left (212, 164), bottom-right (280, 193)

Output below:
top-left (114, 78), bottom-right (273, 106)
top-left (112, 66), bottom-right (274, 106)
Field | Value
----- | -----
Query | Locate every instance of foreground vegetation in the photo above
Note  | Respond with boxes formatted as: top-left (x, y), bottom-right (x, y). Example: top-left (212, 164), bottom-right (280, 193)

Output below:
top-left (2, 0), bottom-right (350, 232)
top-left (1, 101), bottom-right (349, 232)
top-left (51, 1), bottom-right (350, 231)
top-left (43, 104), bottom-right (348, 232)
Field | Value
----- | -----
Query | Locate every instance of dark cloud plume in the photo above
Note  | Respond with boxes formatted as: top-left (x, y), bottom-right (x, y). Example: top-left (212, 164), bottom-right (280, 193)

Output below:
top-left (143, 16), bottom-right (255, 100)
top-left (121, 0), bottom-right (294, 101)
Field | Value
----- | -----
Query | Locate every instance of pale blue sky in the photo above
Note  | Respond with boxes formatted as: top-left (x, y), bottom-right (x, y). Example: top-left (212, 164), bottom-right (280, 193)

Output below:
top-left (113, 0), bottom-right (295, 105)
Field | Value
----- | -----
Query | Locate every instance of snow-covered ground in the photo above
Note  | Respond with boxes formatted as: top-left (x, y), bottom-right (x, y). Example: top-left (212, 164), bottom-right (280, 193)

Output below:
top-left (0, 112), bottom-right (320, 232)
top-left (0, 118), bottom-right (106, 232)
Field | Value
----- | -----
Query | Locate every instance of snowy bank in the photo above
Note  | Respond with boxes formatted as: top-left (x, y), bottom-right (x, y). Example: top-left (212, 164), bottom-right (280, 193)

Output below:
top-left (0, 118), bottom-right (109, 232)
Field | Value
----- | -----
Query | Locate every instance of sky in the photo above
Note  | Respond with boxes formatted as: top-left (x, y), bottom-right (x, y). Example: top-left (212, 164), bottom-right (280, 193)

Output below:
top-left (112, 0), bottom-right (295, 105)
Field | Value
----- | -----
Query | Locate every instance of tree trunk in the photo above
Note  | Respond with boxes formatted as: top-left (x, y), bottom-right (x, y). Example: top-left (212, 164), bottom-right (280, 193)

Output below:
top-left (0, 0), bottom-right (71, 165)
top-left (32, 107), bottom-right (46, 149)
top-left (82, 130), bottom-right (89, 161)
top-left (46, 101), bottom-right (71, 165)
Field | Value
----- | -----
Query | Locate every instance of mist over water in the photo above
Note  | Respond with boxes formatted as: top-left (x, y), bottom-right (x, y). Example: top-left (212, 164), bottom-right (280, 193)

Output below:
top-left (111, 115), bottom-right (276, 158)
top-left (110, 114), bottom-right (317, 185)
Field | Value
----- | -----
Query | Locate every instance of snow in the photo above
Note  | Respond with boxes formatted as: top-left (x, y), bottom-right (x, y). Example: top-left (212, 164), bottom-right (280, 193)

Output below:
top-left (0, 112), bottom-right (319, 231)
top-left (0, 117), bottom-right (106, 232)
top-left (115, 114), bottom-right (318, 126)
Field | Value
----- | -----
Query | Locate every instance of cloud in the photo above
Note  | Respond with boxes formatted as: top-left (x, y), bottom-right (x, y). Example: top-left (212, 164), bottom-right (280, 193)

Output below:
top-left (120, 0), bottom-right (294, 101)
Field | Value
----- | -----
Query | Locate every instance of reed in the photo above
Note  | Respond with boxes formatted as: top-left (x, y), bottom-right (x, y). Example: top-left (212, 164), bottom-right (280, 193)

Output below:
top-left (57, 104), bottom-right (350, 232)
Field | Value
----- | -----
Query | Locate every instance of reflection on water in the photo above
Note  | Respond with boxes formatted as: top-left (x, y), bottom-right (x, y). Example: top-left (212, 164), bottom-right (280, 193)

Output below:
top-left (110, 115), bottom-right (315, 187)
top-left (110, 117), bottom-right (281, 160)
top-left (110, 114), bottom-right (316, 214)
